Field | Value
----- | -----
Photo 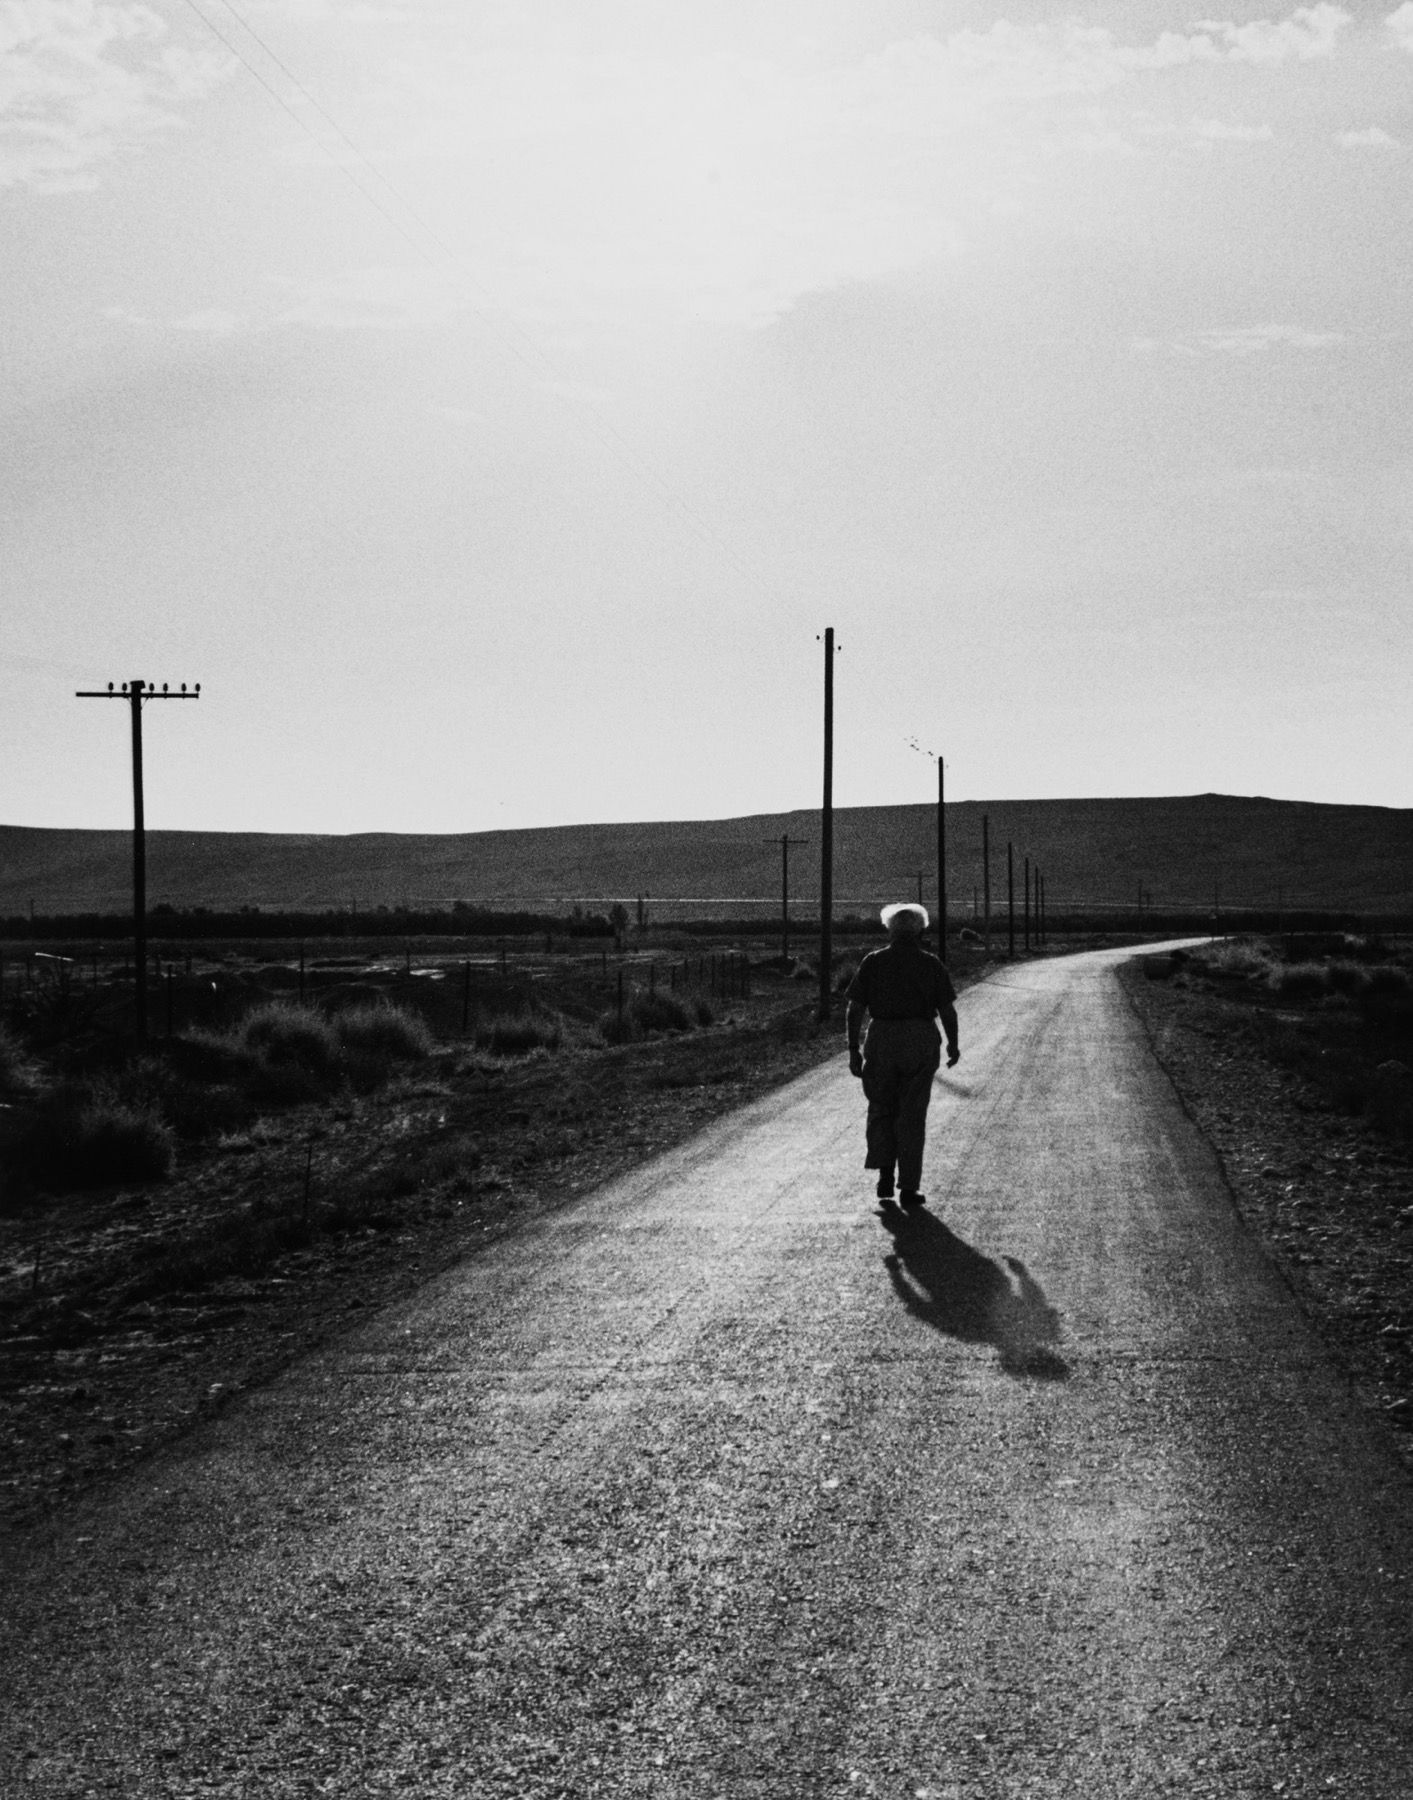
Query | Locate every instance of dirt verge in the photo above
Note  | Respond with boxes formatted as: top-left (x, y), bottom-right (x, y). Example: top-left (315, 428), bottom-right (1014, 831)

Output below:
top-left (1120, 950), bottom-right (1413, 1469)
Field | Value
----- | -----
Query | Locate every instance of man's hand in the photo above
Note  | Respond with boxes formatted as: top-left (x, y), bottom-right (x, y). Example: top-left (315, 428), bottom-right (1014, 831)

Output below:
top-left (946, 1047), bottom-right (961, 1068)
top-left (849, 1049), bottom-right (864, 1079)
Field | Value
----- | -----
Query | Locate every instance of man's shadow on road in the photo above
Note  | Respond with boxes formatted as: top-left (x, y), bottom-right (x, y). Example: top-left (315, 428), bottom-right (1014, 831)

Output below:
top-left (878, 1204), bottom-right (1069, 1380)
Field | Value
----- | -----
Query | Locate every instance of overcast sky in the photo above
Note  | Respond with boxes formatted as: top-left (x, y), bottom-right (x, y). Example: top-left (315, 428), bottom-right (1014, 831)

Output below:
top-left (4, 1), bottom-right (1411, 834)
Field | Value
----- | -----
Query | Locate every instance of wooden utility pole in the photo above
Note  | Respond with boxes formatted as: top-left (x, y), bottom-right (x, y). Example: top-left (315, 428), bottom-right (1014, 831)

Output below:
top-left (818, 628), bottom-right (835, 1022)
top-left (936, 758), bottom-right (947, 964)
top-left (766, 832), bottom-right (809, 965)
top-left (75, 678), bottom-right (200, 1043)
top-left (1024, 855), bottom-right (1031, 952)
top-left (982, 813), bottom-right (991, 950)
top-left (1007, 840), bottom-right (1015, 958)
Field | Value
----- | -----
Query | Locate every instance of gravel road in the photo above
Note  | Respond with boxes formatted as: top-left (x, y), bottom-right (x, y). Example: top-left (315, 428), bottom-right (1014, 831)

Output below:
top-left (3, 943), bottom-right (1410, 1799)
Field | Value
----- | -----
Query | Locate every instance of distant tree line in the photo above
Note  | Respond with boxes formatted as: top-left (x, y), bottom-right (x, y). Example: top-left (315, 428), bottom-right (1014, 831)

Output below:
top-left (0, 901), bottom-right (621, 941)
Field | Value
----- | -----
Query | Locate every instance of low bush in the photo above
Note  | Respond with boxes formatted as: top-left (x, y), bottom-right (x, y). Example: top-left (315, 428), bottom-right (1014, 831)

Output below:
top-left (16, 1081), bottom-right (175, 1190)
top-left (631, 990), bottom-right (694, 1034)
top-left (597, 1009), bottom-right (638, 1046)
top-left (1358, 965), bottom-right (1413, 1027)
top-left (335, 1002), bottom-right (435, 1061)
top-left (235, 1003), bottom-right (341, 1074)
top-left (1327, 960), bottom-right (1367, 999)
top-left (0, 1024), bottom-right (38, 1092)
top-left (1270, 962), bottom-right (1328, 1002)
top-left (1209, 939), bottom-right (1274, 980)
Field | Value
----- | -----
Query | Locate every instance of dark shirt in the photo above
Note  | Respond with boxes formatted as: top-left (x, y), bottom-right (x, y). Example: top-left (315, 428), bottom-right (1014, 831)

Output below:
top-left (845, 940), bottom-right (957, 1022)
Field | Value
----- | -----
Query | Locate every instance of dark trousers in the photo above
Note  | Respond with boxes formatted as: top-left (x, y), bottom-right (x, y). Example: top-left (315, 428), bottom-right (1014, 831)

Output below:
top-left (861, 1018), bottom-right (941, 1193)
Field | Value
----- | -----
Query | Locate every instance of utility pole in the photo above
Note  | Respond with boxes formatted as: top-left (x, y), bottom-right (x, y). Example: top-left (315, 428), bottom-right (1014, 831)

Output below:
top-left (936, 758), bottom-right (947, 965)
top-left (75, 678), bottom-right (200, 1043)
top-left (1024, 855), bottom-right (1031, 952)
top-left (818, 627), bottom-right (836, 1022)
top-left (982, 813), bottom-right (991, 951)
top-left (1007, 840), bottom-right (1015, 958)
top-left (765, 832), bottom-right (809, 965)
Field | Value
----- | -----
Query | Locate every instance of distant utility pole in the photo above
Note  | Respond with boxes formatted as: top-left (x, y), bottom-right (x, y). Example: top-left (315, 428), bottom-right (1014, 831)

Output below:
top-left (1024, 855), bottom-right (1031, 952)
top-left (818, 627), bottom-right (836, 1022)
top-left (766, 832), bottom-right (810, 964)
top-left (936, 758), bottom-right (948, 965)
top-left (75, 678), bottom-right (200, 1043)
top-left (982, 813), bottom-right (992, 950)
top-left (1007, 841), bottom-right (1015, 958)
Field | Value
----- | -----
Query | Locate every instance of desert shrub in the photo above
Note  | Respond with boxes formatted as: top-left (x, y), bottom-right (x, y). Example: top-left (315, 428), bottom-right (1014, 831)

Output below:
top-left (235, 1002), bottom-right (341, 1074)
top-left (335, 1002), bottom-right (435, 1061)
top-left (16, 1082), bottom-right (174, 1190)
top-left (1358, 966), bottom-right (1413, 1029)
top-left (69, 1094), bottom-right (175, 1185)
top-left (475, 1011), bottom-right (562, 1055)
top-left (0, 1024), bottom-right (38, 1092)
top-left (1270, 962), bottom-right (1329, 1002)
top-left (1209, 939), bottom-right (1273, 980)
top-left (597, 1008), bottom-right (639, 1046)
top-left (631, 990), bottom-right (693, 1034)
top-left (1326, 960), bottom-right (1367, 999)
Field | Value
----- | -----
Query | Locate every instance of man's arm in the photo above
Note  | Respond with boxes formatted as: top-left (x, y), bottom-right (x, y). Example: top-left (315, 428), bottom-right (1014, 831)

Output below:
top-left (939, 987), bottom-right (960, 1067)
top-left (846, 1000), bottom-right (866, 1077)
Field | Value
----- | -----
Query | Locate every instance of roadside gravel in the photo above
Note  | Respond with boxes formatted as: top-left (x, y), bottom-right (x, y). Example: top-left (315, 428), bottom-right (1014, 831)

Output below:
top-left (1121, 958), bottom-right (1413, 1464)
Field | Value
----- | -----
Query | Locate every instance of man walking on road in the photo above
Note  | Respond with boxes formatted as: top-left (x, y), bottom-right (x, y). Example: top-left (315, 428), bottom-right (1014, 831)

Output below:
top-left (846, 903), bottom-right (960, 1207)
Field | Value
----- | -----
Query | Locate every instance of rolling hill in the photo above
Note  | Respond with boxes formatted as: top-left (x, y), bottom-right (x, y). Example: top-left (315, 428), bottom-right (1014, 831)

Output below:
top-left (2, 795), bottom-right (1410, 922)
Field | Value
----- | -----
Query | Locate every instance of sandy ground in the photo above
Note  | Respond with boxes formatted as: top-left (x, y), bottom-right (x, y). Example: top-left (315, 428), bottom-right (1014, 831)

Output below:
top-left (1, 942), bottom-right (1410, 1798)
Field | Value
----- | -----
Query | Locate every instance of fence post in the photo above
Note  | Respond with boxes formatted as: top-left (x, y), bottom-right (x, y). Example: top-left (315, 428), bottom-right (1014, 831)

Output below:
top-left (462, 960), bottom-right (472, 1036)
top-left (616, 967), bottom-right (624, 1026)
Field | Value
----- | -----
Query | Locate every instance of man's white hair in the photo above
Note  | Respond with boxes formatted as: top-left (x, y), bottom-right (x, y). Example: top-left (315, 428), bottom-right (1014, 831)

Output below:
top-left (881, 902), bottom-right (929, 936)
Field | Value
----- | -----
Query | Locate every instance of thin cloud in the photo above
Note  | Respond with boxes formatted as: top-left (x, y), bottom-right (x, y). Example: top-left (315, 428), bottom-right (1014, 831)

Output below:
top-left (318, 7), bottom-right (1367, 329)
top-left (1136, 324), bottom-right (1348, 356)
top-left (0, 1), bottom-right (234, 191)
top-left (1335, 125), bottom-right (1404, 147)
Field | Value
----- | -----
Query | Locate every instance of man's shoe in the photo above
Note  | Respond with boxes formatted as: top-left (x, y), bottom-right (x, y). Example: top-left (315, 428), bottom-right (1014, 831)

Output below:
top-left (900, 1191), bottom-right (926, 1209)
top-left (876, 1174), bottom-right (895, 1199)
